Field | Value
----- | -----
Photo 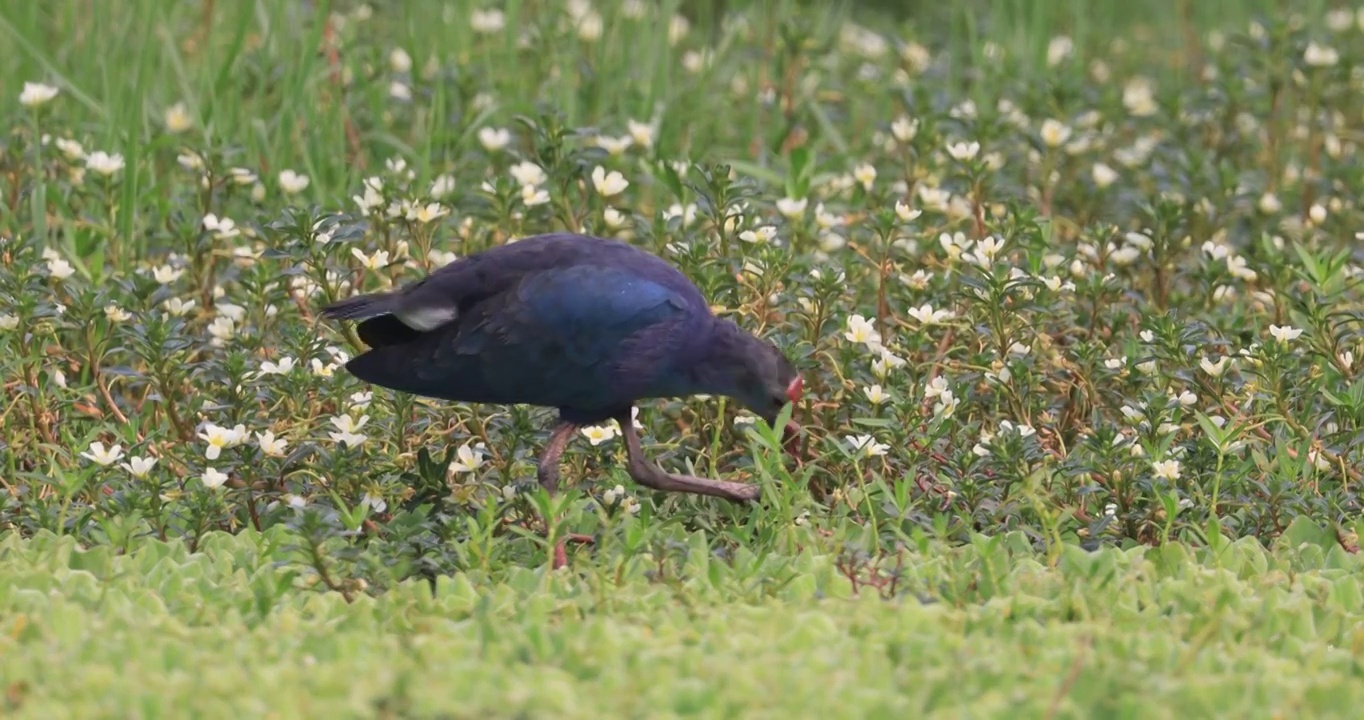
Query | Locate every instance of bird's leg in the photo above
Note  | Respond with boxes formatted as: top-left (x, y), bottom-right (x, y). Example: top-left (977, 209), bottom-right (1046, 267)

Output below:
top-left (536, 422), bottom-right (578, 494)
top-left (536, 423), bottom-right (593, 569)
top-left (615, 410), bottom-right (761, 503)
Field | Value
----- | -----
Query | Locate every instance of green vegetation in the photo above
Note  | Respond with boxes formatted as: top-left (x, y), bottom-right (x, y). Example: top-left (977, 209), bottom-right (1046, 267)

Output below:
top-left (4, 0), bottom-right (1364, 716)
top-left (5, 528), bottom-right (1364, 717)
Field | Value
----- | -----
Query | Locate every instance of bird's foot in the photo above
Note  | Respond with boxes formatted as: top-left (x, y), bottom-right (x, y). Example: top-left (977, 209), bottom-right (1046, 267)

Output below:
top-left (627, 466), bottom-right (762, 503)
top-left (549, 532), bottom-right (595, 570)
top-left (614, 410), bottom-right (762, 504)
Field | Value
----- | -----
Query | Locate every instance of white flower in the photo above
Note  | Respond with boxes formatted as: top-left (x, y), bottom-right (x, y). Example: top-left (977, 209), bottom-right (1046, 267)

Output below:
top-left (1268, 325), bottom-right (1303, 344)
top-left (509, 161), bottom-right (547, 187)
top-left (349, 391), bottom-right (373, 409)
top-left (595, 135), bottom-right (633, 155)
top-left (362, 492), bottom-right (387, 513)
top-left (1122, 77), bottom-right (1158, 117)
top-left (863, 385), bottom-right (889, 405)
top-left (328, 413), bottom-right (370, 447)
top-left (1151, 459), bottom-right (1181, 481)
top-left (1308, 203), bottom-right (1328, 226)
top-left (55, 138), bottom-right (84, 160)
top-left (664, 202), bottom-right (699, 226)
top-left (389, 47), bottom-right (412, 73)
top-left (1226, 255), bottom-right (1257, 282)
top-left (19, 81), bottom-right (59, 107)
top-left (668, 14), bottom-right (690, 44)
top-left (258, 356), bottom-right (297, 376)
top-left (0, 313), bottom-right (18, 331)
top-left (84, 151), bottom-right (125, 176)
top-left (906, 303), bottom-right (953, 325)
top-left (202, 213), bottom-right (241, 240)
top-left (255, 430), bottom-right (289, 457)
top-left (739, 225), bottom-right (778, 245)
top-left (947, 141), bottom-right (980, 162)
top-left (932, 391), bottom-right (960, 419)
top-left (602, 484), bottom-right (625, 506)
top-left (1091, 162), bottom-right (1118, 188)
top-left (1110, 246), bottom-right (1140, 266)
top-left (351, 248), bottom-right (390, 270)
top-left (201, 468), bottom-right (229, 489)
top-left (602, 207), bottom-right (627, 229)
top-left (120, 456), bottom-right (158, 478)
top-left (1304, 42), bottom-right (1339, 67)
top-left (895, 201), bottom-right (921, 222)
top-left (470, 8), bottom-right (505, 33)
top-left (177, 151), bottom-right (204, 171)
top-left (152, 264), bottom-right (184, 284)
top-left (591, 166), bottom-right (629, 196)
top-left (520, 183), bottom-right (550, 207)
top-left (164, 102), bottom-right (193, 133)
top-left (871, 349), bottom-right (906, 379)
top-left (853, 163), bottom-right (876, 190)
top-left (1258, 192), bottom-right (1282, 214)
top-left (626, 118), bottom-right (656, 148)
top-left (163, 297), bottom-right (195, 316)
top-left (1124, 232), bottom-right (1153, 251)
top-left (413, 202), bottom-right (450, 224)
top-left (1199, 356), bottom-right (1229, 377)
top-left (198, 422), bottom-right (247, 460)
top-left (890, 116), bottom-right (918, 143)
top-left (430, 174), bottom-right (456, 198)
top-left (478, 126), bottom-right (511, 151)
top-left (1047, 36), bottom-right (1073, 66)
top-left (449, 443), bottom-right (486, 474)
top-left (776, 197), bottom-right (807, 218)
top-left (104, 305), bottom-right (131, 322)
top-left (278, 170), bottom-right (310, 194)
top-left (580, 424), bottom-right (619, 445)
top-left (843, 314), bottom-right (882, 349)
top-left (207, 316), bottom-right (236, 345)
top-left (310, 357), bottom-right (337, 377)
top-left (45, 253), bottom-right (74, 280)
top-left (81, 441), bottom-right (124, 466)
top-left (1039, 119), bottom-right (1072, 148)
top-left (845, 434), bottom-right (889, 458)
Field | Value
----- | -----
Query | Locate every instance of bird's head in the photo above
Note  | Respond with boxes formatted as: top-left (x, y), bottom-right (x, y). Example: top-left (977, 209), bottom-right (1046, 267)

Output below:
top-left (706, 320), bottom-right (805, 458)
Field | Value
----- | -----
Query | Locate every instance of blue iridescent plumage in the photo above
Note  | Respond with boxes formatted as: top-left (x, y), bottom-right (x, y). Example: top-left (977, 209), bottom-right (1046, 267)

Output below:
top-left (319, 232), bottom-right (804, 566)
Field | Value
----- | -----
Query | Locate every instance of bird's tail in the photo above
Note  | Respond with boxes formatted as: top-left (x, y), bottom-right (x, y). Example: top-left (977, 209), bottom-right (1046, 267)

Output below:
top-left (319, 292), bottom-right (399, 321)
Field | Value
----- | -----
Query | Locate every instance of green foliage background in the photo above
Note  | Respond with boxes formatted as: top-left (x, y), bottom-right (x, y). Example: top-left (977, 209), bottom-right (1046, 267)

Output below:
top-left (3, 0), bottom-right (1364, 716)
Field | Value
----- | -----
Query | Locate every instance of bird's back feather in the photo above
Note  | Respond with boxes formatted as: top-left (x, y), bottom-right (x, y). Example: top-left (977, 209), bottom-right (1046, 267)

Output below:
top-left (326, 234), bottom-right (715, 423)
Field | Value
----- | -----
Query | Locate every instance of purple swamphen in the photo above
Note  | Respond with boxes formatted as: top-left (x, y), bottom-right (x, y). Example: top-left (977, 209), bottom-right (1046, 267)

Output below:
top-left (319, 232), bottom-right (805, 567)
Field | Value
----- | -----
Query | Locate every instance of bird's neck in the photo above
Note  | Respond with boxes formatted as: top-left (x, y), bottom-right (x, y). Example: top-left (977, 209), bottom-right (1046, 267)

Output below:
top-left (684, 317), bottom-right (757, 397)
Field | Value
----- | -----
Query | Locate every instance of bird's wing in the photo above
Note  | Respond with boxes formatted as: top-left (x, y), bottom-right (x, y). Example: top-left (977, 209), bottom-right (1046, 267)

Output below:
top-left (349, 263), bottom-right (700, 416)
top-left (322, 234), bottom-right (614, 339)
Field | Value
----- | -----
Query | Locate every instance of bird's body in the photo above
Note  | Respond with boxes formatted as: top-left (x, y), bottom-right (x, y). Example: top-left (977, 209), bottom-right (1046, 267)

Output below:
top-left (324, 232), bottom-right (797, 425)
top-left (320, 232), bottom-right (804, 568)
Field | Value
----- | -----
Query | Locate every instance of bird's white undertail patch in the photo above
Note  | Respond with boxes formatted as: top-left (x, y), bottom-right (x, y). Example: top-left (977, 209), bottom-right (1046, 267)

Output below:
top-left (395, 303), bottom-right (458, 331)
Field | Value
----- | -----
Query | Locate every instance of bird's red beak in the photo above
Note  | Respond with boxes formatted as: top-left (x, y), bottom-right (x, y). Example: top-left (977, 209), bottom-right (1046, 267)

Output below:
top-left (783, 375), bottom-right (803, 458)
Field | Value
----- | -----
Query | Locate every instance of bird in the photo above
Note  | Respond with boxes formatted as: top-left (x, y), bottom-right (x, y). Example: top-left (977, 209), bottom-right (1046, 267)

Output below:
top-left (318, 232), bottom-right (805, 567)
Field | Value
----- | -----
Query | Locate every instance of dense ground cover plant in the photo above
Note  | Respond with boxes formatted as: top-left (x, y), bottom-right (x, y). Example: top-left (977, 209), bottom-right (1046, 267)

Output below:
top-left (3, 0), bottom-right (1364, 594)
top-left (4, 529), bottom-right (1364, 716)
